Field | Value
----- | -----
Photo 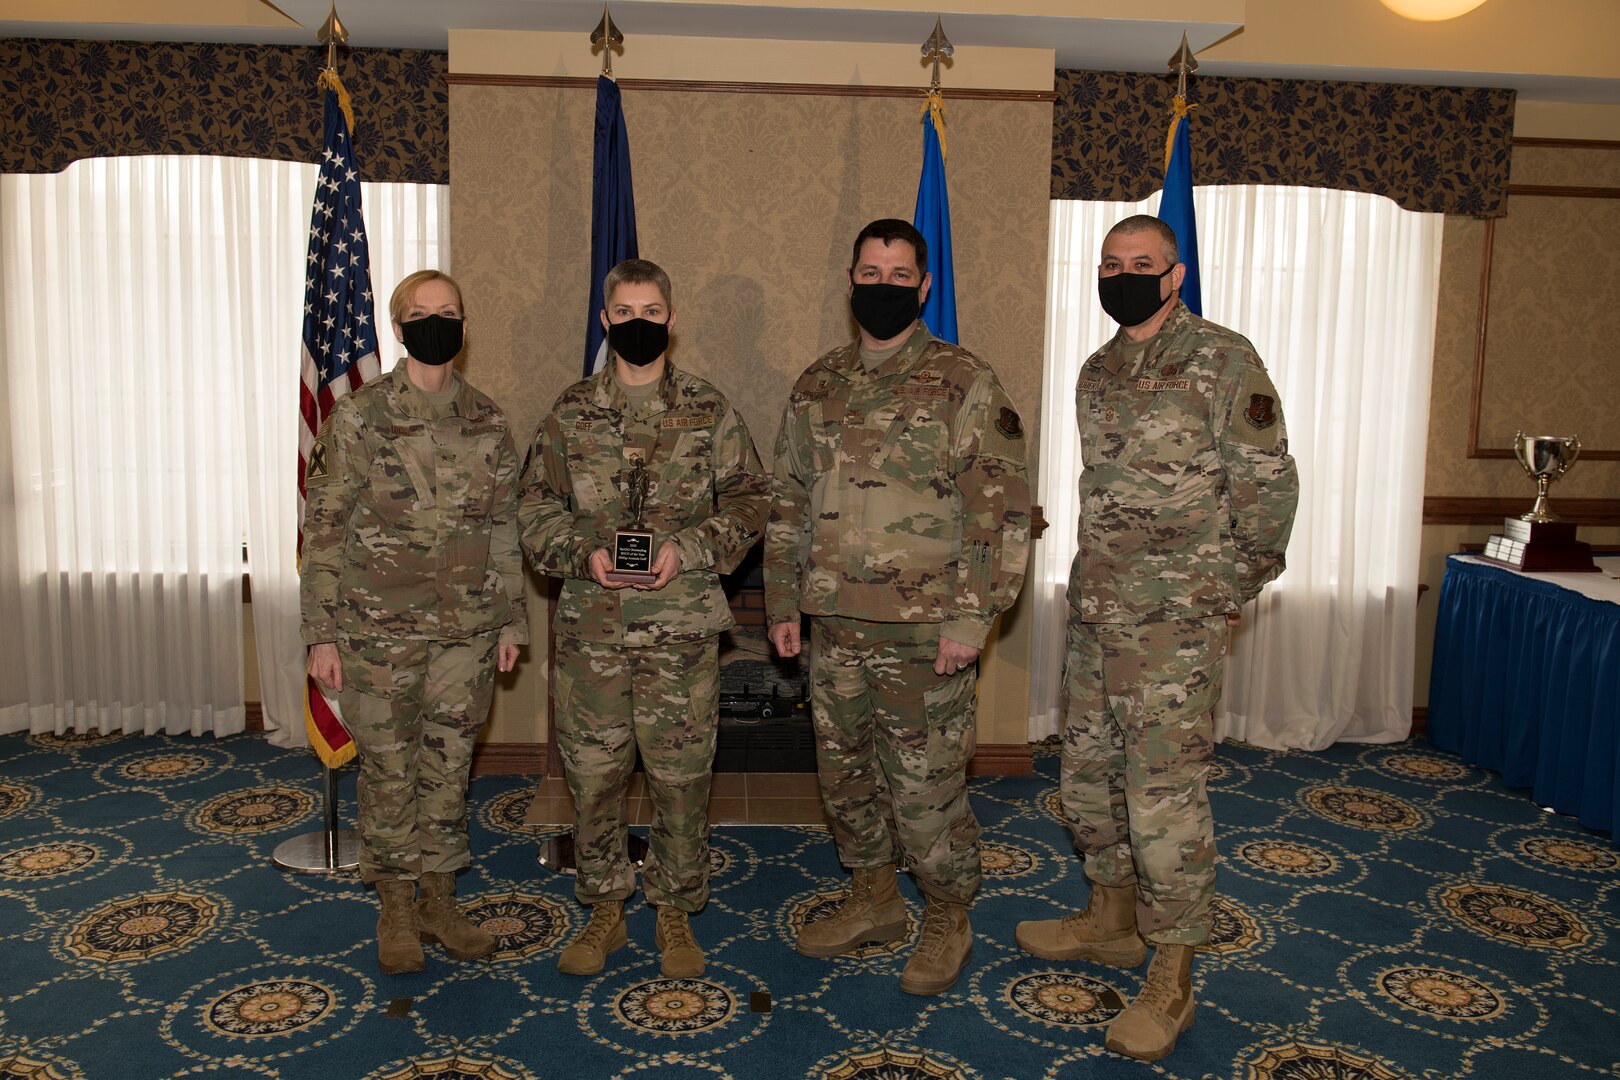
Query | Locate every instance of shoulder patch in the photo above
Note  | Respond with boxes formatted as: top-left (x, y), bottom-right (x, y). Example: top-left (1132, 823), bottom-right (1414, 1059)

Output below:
top-left (981, 388), bottom-right (1028, 464)
top-left (996, 407), bottom-right (1024, 440)
top-left (305, 432), bottom-right (333, 484)
top-left (1230, 369), bottom-right (1283, 451)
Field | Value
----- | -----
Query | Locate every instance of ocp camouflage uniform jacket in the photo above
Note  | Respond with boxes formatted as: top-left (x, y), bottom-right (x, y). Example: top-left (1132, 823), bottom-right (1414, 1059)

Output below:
top-left (300, 360), bottom-right (529, 646)
top-left (518, 361), bottom-right (770, 647)
top-left (1070, 300), bottom-right (1300, 624)
top-left (764, 323), bottom-right (1031, 649)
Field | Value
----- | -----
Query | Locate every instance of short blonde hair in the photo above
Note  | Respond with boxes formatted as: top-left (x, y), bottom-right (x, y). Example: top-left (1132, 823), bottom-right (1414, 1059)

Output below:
top-left (389, 270), bottom-right (465, 325)
top-left (602, 259), bottom-right (673, 309)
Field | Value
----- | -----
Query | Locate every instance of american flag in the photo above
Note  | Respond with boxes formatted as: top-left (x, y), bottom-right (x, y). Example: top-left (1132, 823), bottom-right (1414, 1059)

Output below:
top-left (297, 73), bottom-right (378, 769)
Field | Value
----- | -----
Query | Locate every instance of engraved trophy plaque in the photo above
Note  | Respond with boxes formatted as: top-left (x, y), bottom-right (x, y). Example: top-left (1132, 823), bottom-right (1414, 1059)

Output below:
top-left (1480, 432), bottom-right (1597, 572)
top-left (606, 458), bottom-right (658, 585)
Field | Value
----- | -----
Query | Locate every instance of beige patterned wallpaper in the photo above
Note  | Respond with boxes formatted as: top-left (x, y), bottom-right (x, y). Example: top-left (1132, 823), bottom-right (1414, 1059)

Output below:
top-left (1415, 142), bottom-right (1620, 710)
top-left (452, 83), bottom-right (1054, 745)
top-left (1424, 145), bottom-right (1620, 500)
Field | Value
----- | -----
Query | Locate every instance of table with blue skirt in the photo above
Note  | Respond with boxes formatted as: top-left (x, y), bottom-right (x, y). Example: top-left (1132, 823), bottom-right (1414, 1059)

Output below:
top-left (1428, 554), bottom-right (1620, 838)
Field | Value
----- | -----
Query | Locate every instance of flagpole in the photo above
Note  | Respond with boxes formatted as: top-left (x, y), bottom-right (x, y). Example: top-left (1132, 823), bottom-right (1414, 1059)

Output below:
top-left (274, 761), bottom-right (360, 873)
top-left (275, 1), bottom-right (362, 876)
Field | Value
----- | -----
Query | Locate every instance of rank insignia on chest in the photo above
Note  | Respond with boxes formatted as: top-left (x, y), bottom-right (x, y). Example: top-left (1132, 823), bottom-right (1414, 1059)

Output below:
top-left (1101, 404), bottom-right (1118, 424)
top-left (1244, 393), bottom-right (1278, 429)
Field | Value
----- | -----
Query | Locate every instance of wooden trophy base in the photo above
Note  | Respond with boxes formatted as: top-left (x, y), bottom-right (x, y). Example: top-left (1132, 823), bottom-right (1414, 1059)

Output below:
top-left (605, 529), bottom-right (657, 585)
top-left (1479, 517), bottom-right (1598, 573)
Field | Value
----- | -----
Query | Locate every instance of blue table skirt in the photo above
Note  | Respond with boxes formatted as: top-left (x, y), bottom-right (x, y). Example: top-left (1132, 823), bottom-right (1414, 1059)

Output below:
top-left (1429, 556), bottom-right (1620, 838)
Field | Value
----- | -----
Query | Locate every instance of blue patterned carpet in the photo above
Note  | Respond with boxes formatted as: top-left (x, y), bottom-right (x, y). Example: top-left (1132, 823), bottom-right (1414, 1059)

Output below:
top-left (0, 731), bottom-right (1617, 1080)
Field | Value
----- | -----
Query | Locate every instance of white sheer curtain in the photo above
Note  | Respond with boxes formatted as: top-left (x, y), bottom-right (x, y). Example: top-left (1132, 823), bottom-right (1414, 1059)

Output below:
top-left (1, 156), bottom-right (447, 739)
top-left (1033, 187), bottom-right (1442, 750)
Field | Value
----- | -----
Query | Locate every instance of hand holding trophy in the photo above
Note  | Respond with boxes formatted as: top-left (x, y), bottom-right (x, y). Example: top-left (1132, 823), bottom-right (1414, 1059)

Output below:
top-left (1480, 432), bottom-right (1597, 572)
top-left (606, 458), bottom-right (658, 585)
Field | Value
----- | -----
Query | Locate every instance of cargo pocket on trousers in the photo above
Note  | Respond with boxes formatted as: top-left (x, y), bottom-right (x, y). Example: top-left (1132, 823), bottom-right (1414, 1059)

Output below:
top-left (922, 670), bottom-right (977, 771)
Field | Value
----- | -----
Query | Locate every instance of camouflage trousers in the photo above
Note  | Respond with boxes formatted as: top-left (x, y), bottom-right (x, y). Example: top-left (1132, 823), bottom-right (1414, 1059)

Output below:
top-left (552, 635), bottom-right (719, 912)
top-left (1060, 615), bottom-right (1225, 945)
top-left (809, 616), bottom-right (981, 903)
top-left (337, 630), bottom-right (499, 884)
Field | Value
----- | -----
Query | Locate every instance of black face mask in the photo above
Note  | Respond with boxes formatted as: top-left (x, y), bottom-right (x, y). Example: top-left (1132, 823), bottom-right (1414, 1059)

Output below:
top-left (607, 317), bottom-right (670, 367)
top-left (850, 283), bottom-right (921, 341)
top-left (1097, 265), bottom-right (1175, 328)
top-left (399, 314), bottom-right (464, 366)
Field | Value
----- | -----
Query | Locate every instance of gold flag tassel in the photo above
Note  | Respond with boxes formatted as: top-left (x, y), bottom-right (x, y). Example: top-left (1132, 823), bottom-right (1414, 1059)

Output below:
top-left (1162, 95), bottom-right (1199, 174)
top-left (920, 89), bottom-right (948, 162)
top-left (317, 68), bottom-right (356, 138)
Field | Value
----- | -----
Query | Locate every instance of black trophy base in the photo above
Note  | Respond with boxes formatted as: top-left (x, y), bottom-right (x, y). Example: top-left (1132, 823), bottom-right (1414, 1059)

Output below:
top-left (606, 529), bottom-right (657, 585)
top-left (1480, 517), bottom-right (1598, 572)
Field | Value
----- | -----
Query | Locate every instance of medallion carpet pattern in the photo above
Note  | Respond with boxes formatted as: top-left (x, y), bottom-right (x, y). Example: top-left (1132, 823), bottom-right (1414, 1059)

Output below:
top-left (0, 732), bottom-right (1616, 1079)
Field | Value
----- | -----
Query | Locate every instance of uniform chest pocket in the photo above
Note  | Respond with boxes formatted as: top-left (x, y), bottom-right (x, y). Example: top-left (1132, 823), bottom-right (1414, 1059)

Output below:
top-left (670, 427), bottom-right (714, 505)
top-left (1123, 396), bottom-right (1208, 495)
top-left (371, 426), bottom-right (436, 514)
top-left (562, 425), bottom-right (615, 512)
top-left (448, 428), bottom-right (502, 522)
top-left (869, 404), bottom-right (948, 481)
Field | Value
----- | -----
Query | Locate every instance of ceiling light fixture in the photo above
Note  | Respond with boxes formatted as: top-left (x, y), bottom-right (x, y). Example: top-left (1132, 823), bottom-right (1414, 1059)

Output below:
top-left (1379, 0), bottom-right (1489, 21)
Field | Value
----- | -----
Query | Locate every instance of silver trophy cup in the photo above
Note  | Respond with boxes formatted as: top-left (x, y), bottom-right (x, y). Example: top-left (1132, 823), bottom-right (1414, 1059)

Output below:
top-left (1513, 432), bottom-right (1581, 523)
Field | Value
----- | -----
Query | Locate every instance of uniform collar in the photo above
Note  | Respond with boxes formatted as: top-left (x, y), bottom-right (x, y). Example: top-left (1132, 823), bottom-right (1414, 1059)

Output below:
top-left (387, 358), bottom-right (478, 420)
top-left (590, 357), bottom-right (680, 418)
top-left (1098, 300), bottom-right (1192, 376)
top-left (830, 322), bottom-right (932, 383)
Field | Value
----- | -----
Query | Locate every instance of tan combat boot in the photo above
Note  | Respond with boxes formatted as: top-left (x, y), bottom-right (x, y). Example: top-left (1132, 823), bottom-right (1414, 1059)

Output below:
top-left (1014, 881), bottom-right (1147, 967)
top-left (417, 871), bottom-right (496, 961)
top-left (795, 865), bottom-right (907, 958)
top-left (655, 905), bottom-right (705, 978)
top-left (375, 879), bottom-right (425, 975)
top-left (899, 898), bottom-right (972, 995)
top-left (1105, 943), bottom-right (1196, 1061)
top-left (557, 900), bottom-right (628, 976)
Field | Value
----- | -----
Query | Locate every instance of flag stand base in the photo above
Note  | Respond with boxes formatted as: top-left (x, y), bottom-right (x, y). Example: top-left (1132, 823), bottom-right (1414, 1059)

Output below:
top-left (273, 829), bottom-right (361, 874)
top-left (537, 830), bottom-right (647, 876)
top-left (273, 762), bottom-right (359, 874)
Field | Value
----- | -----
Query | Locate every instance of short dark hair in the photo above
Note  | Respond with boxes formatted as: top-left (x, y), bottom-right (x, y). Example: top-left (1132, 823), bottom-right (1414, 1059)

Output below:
top-left (850, 219), bottom-right (928, 275)
top-left (1105, 215), bottom-right (1179, 265)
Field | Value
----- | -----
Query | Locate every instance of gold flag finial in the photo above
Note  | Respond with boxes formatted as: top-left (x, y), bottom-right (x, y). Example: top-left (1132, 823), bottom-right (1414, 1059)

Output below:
top-left (591, 5), bottom-right (625, 78)
top-left (1167, 31), bottom-right (1198, 100)
top-left (921, 17), bottom-right (954, 91)
top-left (317, 3), bottom-right (349, 73)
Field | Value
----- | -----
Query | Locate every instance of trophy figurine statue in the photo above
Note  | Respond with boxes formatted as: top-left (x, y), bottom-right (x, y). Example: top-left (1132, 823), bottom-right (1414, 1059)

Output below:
top-left (1480, 432), bottom-right (1597, 572)
top-left (606, 458), bottom-right (658, 584)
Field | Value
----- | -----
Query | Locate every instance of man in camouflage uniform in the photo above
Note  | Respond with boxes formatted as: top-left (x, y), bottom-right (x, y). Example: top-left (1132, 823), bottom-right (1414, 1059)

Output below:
top-left (302, 270), bottom-right (527, 975)
top-left (520, 259), bottom-right (769, 979)
top-left (1016, 216), bottom-right (1298, 1061)
top-left (766, 219), bottom-right (1030, 996)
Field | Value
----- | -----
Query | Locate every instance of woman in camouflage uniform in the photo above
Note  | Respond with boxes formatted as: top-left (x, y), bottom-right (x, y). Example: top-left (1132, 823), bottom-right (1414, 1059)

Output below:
top-left (520, 259), bottom-right (769, 979)
top-left (301, 270), bottom-right (528, 975)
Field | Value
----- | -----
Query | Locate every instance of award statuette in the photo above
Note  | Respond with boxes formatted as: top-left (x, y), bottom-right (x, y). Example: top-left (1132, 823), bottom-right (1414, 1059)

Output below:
top-left (1480, 432), bottom-right (1598, 573)
top-left (606, 458), bottom-right (658, 585)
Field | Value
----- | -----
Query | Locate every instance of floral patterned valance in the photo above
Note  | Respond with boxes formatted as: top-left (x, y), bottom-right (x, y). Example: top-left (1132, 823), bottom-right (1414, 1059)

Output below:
top-left (1, 38), bottom-right (447, 184)
top-left (1053, 69), bottom-right (1515, 218)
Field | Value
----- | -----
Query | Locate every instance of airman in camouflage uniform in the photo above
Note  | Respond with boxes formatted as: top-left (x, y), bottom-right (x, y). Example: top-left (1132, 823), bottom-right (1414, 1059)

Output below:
top-left (520, 259), bottom-right (769, 979)
top-left (1016, 216), bottom-right (1298, 1061)
top-left (766, 220), bottom-right (1030, 996)
top-left (302, 270), bottom-right (527, 975)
